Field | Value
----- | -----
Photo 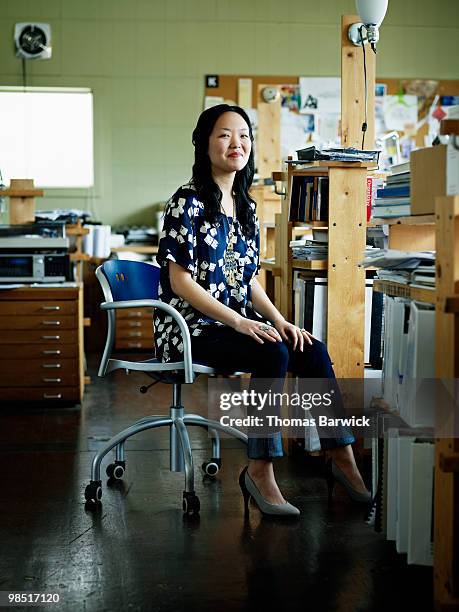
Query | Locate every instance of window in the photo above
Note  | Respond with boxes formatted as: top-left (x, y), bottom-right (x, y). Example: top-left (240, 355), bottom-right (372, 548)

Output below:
top-left (0, 87), bottom-right (94, 188)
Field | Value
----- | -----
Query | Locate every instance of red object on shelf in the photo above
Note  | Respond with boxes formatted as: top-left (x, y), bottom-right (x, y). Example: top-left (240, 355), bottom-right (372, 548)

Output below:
top-left (366, 177), bottom-right (373, 222)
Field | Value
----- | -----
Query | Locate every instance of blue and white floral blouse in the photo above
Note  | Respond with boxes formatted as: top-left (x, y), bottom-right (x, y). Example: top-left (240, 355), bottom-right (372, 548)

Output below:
top-left (154, 183), bottom-right (264, 362)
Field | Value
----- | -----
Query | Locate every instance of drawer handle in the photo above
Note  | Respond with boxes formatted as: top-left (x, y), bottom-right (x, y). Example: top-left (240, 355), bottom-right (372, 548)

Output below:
top-left (43, 378), bottom-right (62, 383)
top-left (128, 331), bottom-right (142, 337)
top-left (42, 335), bottom-right (60, 340)
top-left (41, 306), bottom-right (61, 311)
top-left (128, 312), bottom-right (142, 318)
top-left (42, 363), bottom-right (62, 369)
top-left (43, 320), bottom-right (61, 326)
top-left (128, 322), bottom-right (142, 327)
top-left (42, 350), bottom-right (61, 355)
top-left (128, 342), bottom-right (141, 348)
top-left (43, 393), bottom-right (62, 399)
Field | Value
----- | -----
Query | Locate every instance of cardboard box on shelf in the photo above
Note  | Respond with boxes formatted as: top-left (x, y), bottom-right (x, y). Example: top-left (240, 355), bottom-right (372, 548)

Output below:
top-left (411, 144), bottom-right (459, 215)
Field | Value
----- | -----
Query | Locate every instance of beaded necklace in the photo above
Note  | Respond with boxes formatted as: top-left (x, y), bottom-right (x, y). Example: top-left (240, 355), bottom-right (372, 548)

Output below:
top-left (223, 197), bottom-right (238, 286)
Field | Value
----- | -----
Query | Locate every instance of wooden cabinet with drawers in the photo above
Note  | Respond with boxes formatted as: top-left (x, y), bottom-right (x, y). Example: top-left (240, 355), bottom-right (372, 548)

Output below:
top-left (115, 307), bottom-right (154, 350)
top-left (0, 285), bottom-right (84, 403)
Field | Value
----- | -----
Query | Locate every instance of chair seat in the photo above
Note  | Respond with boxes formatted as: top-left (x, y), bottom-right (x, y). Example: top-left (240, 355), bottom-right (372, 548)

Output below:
top-left (140, 357), bottom-right (244, 382)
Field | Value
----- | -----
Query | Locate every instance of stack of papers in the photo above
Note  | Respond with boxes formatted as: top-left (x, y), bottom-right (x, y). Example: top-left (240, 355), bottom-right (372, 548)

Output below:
top-left (376, 269), bottom-right (411, 284)
top-left (410, 265), bottom-right (436, 289)
top-left (295, 146), bottom-right (380, 163)
top-left (115, 226), bottom-right (158, 244)
top-left (36, 209), bottom-right (91, 224)
top-left (361, 249), bottom-right (435, 270)
top-left (290, 239), bottom-right (328, 261)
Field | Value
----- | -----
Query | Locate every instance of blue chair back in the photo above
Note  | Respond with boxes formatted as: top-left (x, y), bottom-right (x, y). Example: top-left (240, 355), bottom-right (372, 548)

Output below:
top-left (101, 259), bottom-right (161, 301)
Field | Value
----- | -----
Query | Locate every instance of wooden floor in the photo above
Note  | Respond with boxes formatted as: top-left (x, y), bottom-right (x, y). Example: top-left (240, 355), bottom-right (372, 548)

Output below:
top-left (0, 359), bottom-right (434, 612)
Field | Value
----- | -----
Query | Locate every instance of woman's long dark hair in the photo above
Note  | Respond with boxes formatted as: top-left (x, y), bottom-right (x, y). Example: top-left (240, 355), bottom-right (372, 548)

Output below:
top-left (191, 104), bottom-right (256, 238)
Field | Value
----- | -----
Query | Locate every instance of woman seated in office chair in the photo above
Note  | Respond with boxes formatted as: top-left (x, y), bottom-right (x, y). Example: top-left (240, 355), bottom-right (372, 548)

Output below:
top-left (154, 104), bottom-right (371, 517)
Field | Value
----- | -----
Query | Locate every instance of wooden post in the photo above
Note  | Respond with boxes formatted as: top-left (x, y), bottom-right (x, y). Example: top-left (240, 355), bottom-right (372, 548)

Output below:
top-left (257, 85), bottom-right (281, 179)
top-left (341, 15), bottom-right (376, 150)
top-left (434, 195), bottom-right (459, 610)
top-left (276, 164), bottom-right (293, 321)
top-left (2, 179), bottom-right (44, 225)
top-left (328, 165), bottom-right (367, 378)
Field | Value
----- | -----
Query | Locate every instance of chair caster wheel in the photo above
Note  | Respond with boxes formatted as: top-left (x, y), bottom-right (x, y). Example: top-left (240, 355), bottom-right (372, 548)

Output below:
top-left (84, 480), bottom-right (102, 505)
top-left (106, 461), bottom-right (125, 480)
top-left (183, 491), bottom-right (200, 516)
top-left (202, 458), bottom-right (221, 477)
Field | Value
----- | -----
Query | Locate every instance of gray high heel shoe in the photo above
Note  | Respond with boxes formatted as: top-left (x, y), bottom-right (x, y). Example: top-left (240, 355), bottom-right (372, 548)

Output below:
top-left (326, 459), bottom-right (372, 503)
top-left (239, 467), bottom-right (300, 517)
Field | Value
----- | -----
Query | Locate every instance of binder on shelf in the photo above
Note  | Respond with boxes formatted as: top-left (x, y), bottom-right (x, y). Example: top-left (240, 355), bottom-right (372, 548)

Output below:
top-left (407, 440), bottom-right (434, 566)
top-left (384, 430), bottom-right (434, 565)
top-left (396, 434), bottom-right (417, 554)
top-left (370, 291), bottom-right (383, 369)
top-left (299, 177), bottom-right (314, 222)
top-left (380, 298), bottom-right (407, 410)
top-left (397, 302), bottom-right (436, 428)
top-left (385, 429), bottom-right (399, 541)
top-left (289, 176), bottom-right (301, 222)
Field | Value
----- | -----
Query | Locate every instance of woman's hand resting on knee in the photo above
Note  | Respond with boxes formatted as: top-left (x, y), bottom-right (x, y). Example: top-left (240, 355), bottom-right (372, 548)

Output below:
top-left (272, 318), bottom-right (314, 352)
top-left (232, 315), bottom-right (313, 351)
top-left (233, 316), bottom-right (283, 344)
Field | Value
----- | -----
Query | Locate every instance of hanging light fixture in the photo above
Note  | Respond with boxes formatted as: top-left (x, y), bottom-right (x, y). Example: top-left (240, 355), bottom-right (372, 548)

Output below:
top-left (348, 0), bottom-right (388, 53)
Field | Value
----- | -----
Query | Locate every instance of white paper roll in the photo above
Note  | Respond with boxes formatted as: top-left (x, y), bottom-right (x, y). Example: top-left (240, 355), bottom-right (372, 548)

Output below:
top-left (82, 225), bottom-right (94, 256)
top-left (93, 225), bottom-right (111, 258)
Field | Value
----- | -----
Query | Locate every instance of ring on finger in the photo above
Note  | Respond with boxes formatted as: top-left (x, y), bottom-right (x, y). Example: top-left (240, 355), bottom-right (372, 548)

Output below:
top-left (259, 324), bottom-right (271, 332)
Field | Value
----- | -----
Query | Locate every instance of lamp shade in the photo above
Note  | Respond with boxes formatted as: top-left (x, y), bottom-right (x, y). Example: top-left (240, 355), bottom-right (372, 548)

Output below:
top-left (355, 0), bottom-right (388, 25)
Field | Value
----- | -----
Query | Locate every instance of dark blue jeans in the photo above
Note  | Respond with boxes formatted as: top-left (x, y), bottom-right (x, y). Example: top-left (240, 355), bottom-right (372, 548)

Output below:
top-left (190, 326), bottom-right (355, 459)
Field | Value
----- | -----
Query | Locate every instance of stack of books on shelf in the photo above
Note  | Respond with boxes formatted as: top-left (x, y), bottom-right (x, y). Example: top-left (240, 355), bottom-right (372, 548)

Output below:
top-left (289, 176), bottom-right (329, 222)
top-left (410, 266), bottom-right (435, 290)
top-left (372, 161), bottom-right (410, 219)
top-left (290, 228), bottom-right (327, 261)
top-left (291, 234), bottom-right (379, 263)
top-left (362, 249), bottom-right (435, 288)
top-left (290, 238), bottom-right (328, 261)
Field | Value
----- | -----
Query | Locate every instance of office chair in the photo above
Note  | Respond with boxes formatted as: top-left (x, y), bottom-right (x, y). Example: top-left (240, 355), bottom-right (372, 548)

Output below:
top-left (84, 259), bottom-right (247, 515)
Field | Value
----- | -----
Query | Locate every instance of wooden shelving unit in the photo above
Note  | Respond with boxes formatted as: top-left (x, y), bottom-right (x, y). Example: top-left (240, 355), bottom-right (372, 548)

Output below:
top-left (371, 198), bottom-right (459, 609)
top-left (251, 184), bottom-right (282, 292)
top-left (275, 160), bottom-right (371, 378)
top-left (433, 195), bottom-right (459, 610)
top-left (273, 159), bottom-right (456, 609)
